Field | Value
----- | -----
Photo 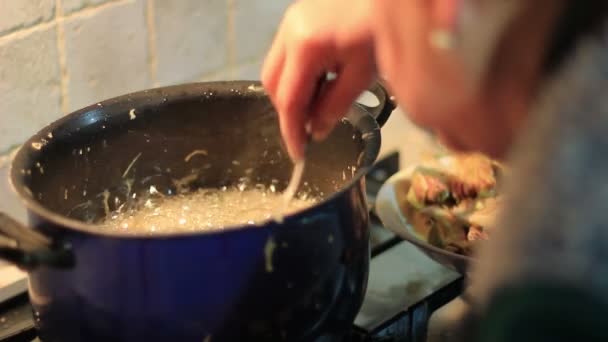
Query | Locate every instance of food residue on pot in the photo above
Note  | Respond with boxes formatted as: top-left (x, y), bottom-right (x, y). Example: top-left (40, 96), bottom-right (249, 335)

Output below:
top-left (122, 152), bottom-right (142, 178)
top-left (23, 186), bottom-right (33, 198)
top-left (247, 84), bottom-right (264, 92)
top-left (264, 236), bottom-right (277, 273)
top-left (184, 149), bottom-right (208, 162)
top-left (102, 190), bottom-right (110, 217)
top-left (35, 162), bottom-right (44, 175)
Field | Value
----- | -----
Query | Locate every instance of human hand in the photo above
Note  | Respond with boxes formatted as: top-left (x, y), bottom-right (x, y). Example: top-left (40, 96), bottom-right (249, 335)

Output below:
top-left (261, 0), bottom-right (376, 160)
top-left (371, 0), bottom-right (533, 159)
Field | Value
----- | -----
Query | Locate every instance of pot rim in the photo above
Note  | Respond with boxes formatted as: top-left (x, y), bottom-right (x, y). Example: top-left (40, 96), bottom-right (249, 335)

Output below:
top-left (8, 81), bottom-right (382, 239)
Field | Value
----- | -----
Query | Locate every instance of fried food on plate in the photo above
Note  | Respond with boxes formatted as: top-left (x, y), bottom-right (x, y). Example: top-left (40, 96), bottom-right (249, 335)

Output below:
top-left (404, 153), bottom-right (504, 256)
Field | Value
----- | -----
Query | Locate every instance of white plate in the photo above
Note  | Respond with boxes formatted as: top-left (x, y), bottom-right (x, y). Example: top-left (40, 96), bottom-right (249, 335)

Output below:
top-left (375, 157), bottom-right (472, 274)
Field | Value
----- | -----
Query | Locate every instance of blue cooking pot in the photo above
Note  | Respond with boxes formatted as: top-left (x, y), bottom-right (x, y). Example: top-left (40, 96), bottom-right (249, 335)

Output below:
top-left (0, 80), bottom-right (394, 341)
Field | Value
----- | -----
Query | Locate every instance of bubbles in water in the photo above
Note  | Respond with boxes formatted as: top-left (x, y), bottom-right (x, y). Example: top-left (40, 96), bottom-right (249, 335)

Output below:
top-left (100, 186), bottom-right (320, 235)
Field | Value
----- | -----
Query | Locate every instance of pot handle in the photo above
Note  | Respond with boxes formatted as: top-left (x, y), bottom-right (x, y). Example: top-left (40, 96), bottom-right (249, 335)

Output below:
top-left (358, 79), bottom-right (396, 128)
top-left (0, 213), bottom-right (74, 271)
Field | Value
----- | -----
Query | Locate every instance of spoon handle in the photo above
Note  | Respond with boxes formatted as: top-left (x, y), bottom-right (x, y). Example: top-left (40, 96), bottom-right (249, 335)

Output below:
top-left (275, 73), bottom-right (329, 222)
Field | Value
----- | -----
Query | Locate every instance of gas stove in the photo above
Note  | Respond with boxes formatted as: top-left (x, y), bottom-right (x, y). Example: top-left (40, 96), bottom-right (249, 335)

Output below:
top-left (0, 152), bottom-right (466, 342)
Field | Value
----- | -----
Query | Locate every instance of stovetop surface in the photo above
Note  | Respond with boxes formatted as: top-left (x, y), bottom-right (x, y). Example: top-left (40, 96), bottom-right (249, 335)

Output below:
top-left (0, 152), bottom-right (464, 342)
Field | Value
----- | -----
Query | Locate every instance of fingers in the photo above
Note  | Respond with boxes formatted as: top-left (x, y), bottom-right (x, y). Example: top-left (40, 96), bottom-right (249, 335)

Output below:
top-left (260, 0), bottom-right (376, 161)
top-left (310, 55), bottom-right (375, 140)
top-left (275, 38), bottom-right (332, 160)
top-left (431, 0), bottom-right (460, 31)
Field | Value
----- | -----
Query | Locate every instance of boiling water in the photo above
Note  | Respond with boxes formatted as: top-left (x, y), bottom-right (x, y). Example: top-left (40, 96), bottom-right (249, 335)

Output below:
top-left (100, 187), bottom-right (319, 235)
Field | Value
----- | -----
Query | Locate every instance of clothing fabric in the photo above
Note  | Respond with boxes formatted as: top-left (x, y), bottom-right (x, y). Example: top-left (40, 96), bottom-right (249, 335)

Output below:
top-left (470, 24), bottom-right (608, 309)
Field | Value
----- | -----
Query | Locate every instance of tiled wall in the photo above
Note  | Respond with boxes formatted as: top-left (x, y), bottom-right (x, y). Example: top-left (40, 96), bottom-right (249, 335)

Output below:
top-left (0, 0), bottom-right (294, 220)
top-left (0, 0), bottom-right (291, 155)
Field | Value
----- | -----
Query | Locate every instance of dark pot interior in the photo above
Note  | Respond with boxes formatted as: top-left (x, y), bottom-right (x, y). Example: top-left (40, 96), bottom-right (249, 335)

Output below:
top-left (11, 81), bottom-right (381, 235)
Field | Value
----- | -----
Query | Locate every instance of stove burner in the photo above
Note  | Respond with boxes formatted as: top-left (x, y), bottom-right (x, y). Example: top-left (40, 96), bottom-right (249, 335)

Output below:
top-left (0, 295), bottom-right (37, 342)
